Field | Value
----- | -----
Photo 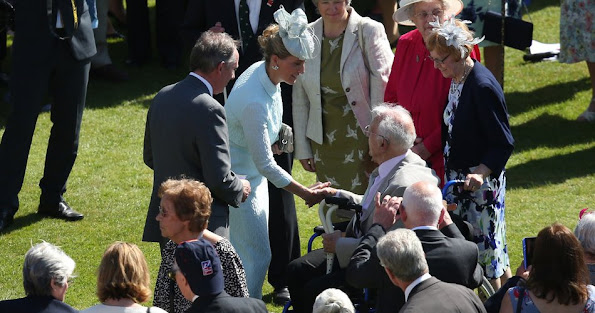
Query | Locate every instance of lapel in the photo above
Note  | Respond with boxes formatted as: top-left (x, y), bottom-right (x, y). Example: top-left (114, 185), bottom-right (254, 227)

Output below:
top-left (339, 8), bottom-right (360, 76)
top-left (310, 18), bottom-right (323, 96)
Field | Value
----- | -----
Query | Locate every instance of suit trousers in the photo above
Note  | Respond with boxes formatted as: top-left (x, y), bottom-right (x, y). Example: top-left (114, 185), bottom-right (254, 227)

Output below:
top-left (125, 0), bottom-right (151, 64)
top-left (0, 38), bottom-right (90, 211)
top-left (91, 0), bottom-right (111, 67)
top-left (287, 249), bottom-right (346, 313)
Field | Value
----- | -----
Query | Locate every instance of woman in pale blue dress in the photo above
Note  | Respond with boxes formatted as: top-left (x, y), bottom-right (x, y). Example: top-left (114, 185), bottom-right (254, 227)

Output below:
top-left (225, 7), bottom-right (324, 299)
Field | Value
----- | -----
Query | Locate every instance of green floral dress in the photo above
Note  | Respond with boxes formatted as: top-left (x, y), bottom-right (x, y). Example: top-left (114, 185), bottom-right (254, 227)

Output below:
top-left (310, 33), bottom-right (371, 194)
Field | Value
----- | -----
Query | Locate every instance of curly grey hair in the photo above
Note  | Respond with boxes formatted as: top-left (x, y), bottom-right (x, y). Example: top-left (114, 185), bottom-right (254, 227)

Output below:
top-left (575, 212), bottom-right (595, 256)
top-left (370, 103), bottom-right (417, 151)
top-left (23, 242), bottom-right (75, 296)
top-left (313, 288), bottom-right (355, 313)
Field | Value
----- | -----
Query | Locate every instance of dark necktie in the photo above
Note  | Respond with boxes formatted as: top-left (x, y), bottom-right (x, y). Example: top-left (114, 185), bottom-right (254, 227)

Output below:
top-left (238, 0), bottom-right (253, 52)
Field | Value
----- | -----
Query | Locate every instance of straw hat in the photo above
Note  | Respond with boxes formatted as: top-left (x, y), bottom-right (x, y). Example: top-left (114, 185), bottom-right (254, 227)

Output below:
top-left (393, 0), bottom-right (463, 26)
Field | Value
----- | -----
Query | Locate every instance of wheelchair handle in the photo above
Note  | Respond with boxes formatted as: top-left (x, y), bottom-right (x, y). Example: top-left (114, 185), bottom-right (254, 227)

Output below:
top-left (318, 199), bottom-right (338, 274)
top-left (441, 179), bottom-right (465, 198)
top-left (324, 196), bottom-right (363, 213)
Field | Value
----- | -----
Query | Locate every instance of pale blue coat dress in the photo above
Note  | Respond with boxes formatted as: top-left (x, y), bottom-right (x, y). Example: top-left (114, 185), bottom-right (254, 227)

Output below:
top-left (225, 61), bottom-right (293, 299)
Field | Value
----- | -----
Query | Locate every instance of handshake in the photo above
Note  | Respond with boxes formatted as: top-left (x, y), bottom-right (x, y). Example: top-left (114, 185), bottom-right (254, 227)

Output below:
top-left (302, 181), bottom-right (338, 207)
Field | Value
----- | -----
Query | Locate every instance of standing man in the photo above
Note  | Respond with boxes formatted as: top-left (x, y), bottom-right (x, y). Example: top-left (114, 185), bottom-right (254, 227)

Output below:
top-left (143, 31), bottom-right (250, 245)
top-left (377, 228), bottom-right (486, 313)
top-left (0, 0), bottom-right (96, 231)
top-left (181, 0), bottom-right (304, 304)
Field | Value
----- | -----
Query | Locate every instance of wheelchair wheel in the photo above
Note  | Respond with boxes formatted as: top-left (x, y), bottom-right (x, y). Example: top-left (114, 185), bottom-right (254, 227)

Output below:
top-left (477, 276), bottom-right (496, 300)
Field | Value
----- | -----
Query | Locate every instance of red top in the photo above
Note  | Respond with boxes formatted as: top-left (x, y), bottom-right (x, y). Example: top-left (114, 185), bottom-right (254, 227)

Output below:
top-left (384, 29), bottom-right (480, 185)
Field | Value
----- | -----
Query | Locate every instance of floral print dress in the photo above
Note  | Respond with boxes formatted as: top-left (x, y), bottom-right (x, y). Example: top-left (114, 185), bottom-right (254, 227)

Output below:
top-left (443, 79), bottom-right (510, 279)
top-left (559, 0), bottom-right (595, 63)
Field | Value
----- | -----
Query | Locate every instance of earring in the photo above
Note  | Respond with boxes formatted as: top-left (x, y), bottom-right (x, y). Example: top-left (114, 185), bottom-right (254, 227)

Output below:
top-left (272, 65), bottom-right (279, 70)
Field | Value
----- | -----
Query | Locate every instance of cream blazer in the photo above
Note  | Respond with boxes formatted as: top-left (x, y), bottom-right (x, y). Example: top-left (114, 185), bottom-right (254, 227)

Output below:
top-left (292, 8), bottom-right (393, 160)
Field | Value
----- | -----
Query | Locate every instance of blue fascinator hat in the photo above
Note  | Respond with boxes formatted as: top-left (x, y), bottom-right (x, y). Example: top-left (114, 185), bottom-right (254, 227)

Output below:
top-left (273, 6), bottom-right (319, 60)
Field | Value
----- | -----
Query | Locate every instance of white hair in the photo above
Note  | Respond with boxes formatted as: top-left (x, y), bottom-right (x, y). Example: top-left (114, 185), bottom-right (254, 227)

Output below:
top-left (370, 103), bottom-right (416, 150)
top-left (23, 242), bottom-right (75, 296)
top-left (575, 212), bottom-right (595, 255)
top-left (377, 228), bottom-right (428, 282)
top-left (313, 288), bottom-right (355, 313)
top-left (402, 181), bottom-right (444, 226)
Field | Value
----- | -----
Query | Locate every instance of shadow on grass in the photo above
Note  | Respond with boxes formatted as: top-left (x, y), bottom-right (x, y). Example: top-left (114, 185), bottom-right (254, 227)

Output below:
top-left (1, 213), bottom-right (44, 235)
top-left (528, 0), bottom-right (561, 12)
top-left (510, 113), bottom-right (595, 153)
top-left (506, 77), bottom-right (591, 116)
top-left (506, 146), bottom-right (595, 189)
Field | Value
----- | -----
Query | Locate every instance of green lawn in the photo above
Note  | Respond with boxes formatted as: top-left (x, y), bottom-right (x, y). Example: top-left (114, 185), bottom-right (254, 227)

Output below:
top-left (0, 1), bottom-right (593, 312)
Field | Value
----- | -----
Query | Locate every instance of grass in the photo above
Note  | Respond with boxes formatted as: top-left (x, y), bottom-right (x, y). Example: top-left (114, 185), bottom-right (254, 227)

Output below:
top-left (0, 0), bottom-right (593, 311)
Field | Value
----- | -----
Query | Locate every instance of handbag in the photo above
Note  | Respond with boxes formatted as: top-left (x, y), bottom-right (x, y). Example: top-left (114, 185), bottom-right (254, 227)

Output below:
top-left (483, 10), bottom-right (533, 51)
top-left (277, 123), bottom-right (294, 154)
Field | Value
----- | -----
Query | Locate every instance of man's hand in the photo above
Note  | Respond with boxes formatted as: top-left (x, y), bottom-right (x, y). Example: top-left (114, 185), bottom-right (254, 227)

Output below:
top-left (372, 193), bottom-right (401, 230)
top-left (322, 230), bottom-right (342, 253)
top-left (241, 179), bottom-right (251, 202)
top-left (209, 22), bottom-right (225, 33)
top-left (303, 182), bottom-right (333, 207)
top-left (438, 206), bottom-right (454, 229)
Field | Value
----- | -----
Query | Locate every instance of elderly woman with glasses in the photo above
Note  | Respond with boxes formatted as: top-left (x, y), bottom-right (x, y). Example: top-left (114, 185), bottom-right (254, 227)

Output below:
top-left (82, 242), bottom-right (167, 313)
top-left (426, 18), bottom-right (514, 289)
top-left (575, 210), bottom-right (595, 282)
top-left (384, 0), bottom-right (480, 184)
top-left (292, 0), bottom-right (393, 196)
top-left (0, 242), bottom-right (77, 313)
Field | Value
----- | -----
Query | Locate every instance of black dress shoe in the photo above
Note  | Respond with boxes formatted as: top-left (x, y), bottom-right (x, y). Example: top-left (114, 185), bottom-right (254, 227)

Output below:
top-left (273, 287), bottom-right (291, 305)
top-left (0, 212), bottom-right (14, 232)
top-left (38, 201), bottom-right (84, 221)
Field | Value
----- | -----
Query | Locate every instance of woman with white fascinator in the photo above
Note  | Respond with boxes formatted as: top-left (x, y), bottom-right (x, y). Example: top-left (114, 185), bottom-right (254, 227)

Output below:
top-left (225, 6), bottom-right (328, 299)
top-left (426, 18), bottom-right (514, 289)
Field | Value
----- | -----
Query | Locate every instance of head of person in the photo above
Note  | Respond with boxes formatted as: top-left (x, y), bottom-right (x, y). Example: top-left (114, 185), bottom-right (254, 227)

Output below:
top-left (173, 239), bottom-right (224, 300)
top-left (96, 242), bottom-right (151, 304)
top-left (312, 288), bottom-right (355, 313)
top-left (22, 242), bottom-right (75, 302)
top-left (393, 0), bottom-right (463, 40)
top-left (575, 211), bottom-right (595, 263)
top-left (377, 228), bottom-right (428, 290)
top-left (189, 31), bottom-right (240, 95)
top-left (425, 18), bottom-right (482, 80)
top-left (526, 223), bottom-right (590, 305)
top-left (367, 104), bottom-right (416, 164)
top-left (311, 0), bottom-right (352, 24)
top-left (400, 181), bottom-right (444, 228)
top-left (156, 178), bottom-right (212, 243)
top-left (259, 7), bottom-right (318, 85)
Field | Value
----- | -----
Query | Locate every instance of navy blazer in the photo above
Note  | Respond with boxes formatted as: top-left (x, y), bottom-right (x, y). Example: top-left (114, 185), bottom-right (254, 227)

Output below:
top-left (185, 291), bottom-right (267, 313)
top-left (402, 277), bottom-right (487, 313)
top-left (0, 296), bottom-right (78, 313)
top-left (445, 61), bottom-right (514, 176)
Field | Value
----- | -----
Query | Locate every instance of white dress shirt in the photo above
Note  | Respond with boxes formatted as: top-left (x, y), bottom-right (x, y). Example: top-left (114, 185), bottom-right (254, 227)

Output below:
top-left (189, 72), bottom-right (214, 96)
top-left (404, 273), bottom-right (432, 302)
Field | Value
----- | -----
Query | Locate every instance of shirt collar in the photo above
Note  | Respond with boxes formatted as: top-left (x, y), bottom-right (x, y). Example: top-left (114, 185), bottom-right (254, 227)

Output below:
top-left (189, 72), bottom-right (213, 96)
top-left (404, 273), bottom-right (432, 302)
top-left (411, 225), bottom-right (438, 231)
top-left (257, 61), bottom-right (279, 97)
top-left (377, 151), bottom-right (408, 179)
top-left (191, 295), bottom-right (199, 302)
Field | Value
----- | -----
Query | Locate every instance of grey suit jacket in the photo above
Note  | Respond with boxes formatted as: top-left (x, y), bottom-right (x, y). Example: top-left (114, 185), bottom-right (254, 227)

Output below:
top-left (143, 75), bottom-right (244, 242)
top-left (400, 277), bottom-right (486, 313)
top-left (333, 151), bottom-right (439, 267)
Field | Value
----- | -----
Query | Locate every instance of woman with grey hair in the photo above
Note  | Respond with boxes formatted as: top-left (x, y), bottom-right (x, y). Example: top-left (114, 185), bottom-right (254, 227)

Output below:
top-left (0, 242), bottom-right (77, 313)
top-left (293, 0), bottom-right (393, 196)
top-left (575, 210), bottom-right (595, 282)
top-left (312, 288), bottom-right (355, 313)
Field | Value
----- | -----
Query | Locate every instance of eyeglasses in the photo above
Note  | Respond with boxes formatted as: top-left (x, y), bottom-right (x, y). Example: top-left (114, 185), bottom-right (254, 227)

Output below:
top-left (364, 125), bottom-right (389, 143)
top-left (413, 9), bottom-right (444, 20)
top-left (158, 206), bottom-right (168, 217)
top-left (428, 53), bottom-right (451, 65)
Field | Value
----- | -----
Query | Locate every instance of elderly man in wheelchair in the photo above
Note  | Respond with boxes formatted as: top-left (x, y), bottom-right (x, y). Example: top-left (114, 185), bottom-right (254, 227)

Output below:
top-left (287, 104), bottom-right (440, 313)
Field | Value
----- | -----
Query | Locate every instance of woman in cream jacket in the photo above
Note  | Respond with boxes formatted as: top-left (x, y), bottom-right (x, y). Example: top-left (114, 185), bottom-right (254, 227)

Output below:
top-left (292, 0), bottom-right (393, 194)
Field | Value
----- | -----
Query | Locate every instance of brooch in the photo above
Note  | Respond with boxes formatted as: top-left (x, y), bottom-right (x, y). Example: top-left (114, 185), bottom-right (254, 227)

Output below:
top-left (267, 0), bottom-right (274, 7)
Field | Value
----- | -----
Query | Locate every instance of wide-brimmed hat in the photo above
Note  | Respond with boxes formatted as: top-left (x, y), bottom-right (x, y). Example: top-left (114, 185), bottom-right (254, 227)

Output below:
top-left (393, 0), bottom-right (463, 26)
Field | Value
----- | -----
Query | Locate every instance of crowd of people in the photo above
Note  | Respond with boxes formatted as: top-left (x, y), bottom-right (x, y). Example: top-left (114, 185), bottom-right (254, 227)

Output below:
top-left (0, 0), bottom-right (593, 313)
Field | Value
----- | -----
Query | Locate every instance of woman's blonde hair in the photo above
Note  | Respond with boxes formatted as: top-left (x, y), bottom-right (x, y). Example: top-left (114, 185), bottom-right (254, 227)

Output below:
top-left (96, 242), bottom-right (151, 303)
top-left (425, 19), bottom-right (474, 62)
top-left (258, 24), bottom-right (292, 64)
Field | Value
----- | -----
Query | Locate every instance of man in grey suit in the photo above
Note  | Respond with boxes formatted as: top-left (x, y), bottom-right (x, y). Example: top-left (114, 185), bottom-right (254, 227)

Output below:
top-left (377, 228), bottom-right (486, 313)
top-left (143, 31), bottom-right (250, 246)
top-left (286, 104), bottom-right (439, 313)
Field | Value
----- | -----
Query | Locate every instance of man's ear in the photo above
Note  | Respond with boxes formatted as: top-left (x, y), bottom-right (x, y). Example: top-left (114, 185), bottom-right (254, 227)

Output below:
top-left (216, 61), bottom-right (225, 74)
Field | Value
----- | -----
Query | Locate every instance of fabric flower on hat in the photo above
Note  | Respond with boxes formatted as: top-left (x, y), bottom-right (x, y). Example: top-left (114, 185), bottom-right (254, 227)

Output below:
top-left (429, 17), bottom-right (484, 59)
top-left (273, 6), bottom-right (320, 60)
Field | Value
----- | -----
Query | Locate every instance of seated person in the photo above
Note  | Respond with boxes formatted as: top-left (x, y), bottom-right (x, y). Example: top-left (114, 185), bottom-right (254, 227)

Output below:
top-left (82, 242), bottom-right (167, 313)
top-left (575, 209), bottom-right (595, 282)
top-left (312, 288), bottom-right (355, 313)
top-left (153, 178), bottom-right (249, 313)
top-left (0, 242), bottom-right (78, 313)
top-left (287, 104), bottom-right (439, 313)
top-left (377, 229), bottom-right (486, 313)
top-left (499, 223), bottom-right (595, 313)
top-left (346, 181), bottom-right (484, 313)
top-left (172, 239), bottom-right (267, 313)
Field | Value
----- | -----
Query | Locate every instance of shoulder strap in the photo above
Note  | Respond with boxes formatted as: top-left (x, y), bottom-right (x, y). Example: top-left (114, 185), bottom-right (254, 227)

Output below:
top-left (515, 287), bottom-right (525, 313)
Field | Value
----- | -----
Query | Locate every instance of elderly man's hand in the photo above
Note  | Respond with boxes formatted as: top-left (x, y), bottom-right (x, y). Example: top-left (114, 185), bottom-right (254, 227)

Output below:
top-left (372, 192), bottom-right (402, 230)
top-left (322, 230), bottom-right (342, 253)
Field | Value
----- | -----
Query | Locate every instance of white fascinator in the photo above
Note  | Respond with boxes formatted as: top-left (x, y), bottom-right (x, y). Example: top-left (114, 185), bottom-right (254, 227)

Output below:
top-left (273, 6), bottom-right (319, 60)
top-left (429, 17), bottom-right (484, 59)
